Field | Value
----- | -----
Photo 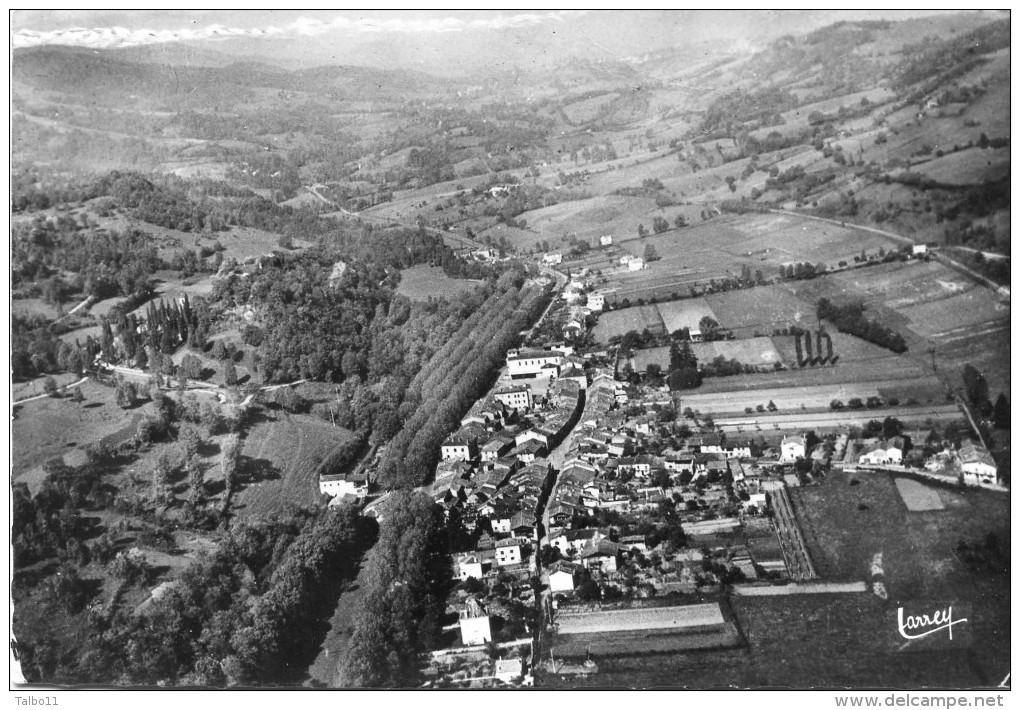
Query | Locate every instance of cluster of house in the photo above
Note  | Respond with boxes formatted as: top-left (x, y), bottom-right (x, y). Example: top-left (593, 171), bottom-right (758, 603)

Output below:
top-left (819, 432), bottom-right (999, 486)
top-left (538, 381), bottom-right (791, 595)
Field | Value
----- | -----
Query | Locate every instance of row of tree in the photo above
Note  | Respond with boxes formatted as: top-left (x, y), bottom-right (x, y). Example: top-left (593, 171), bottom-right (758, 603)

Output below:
top-left (817, 298), bottom-right (908, 353)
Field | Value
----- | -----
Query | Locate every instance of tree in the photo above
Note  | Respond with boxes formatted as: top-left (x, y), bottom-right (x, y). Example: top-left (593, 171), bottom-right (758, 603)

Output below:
top-left (43, 377), bottom-right (59, 397)
top-left (766, 400), bottom-right (777, 412)
top-left (643, 243), bottom-right (660, 262)
top-left (115, 378), bottom-right (137, 409)
top-left (637, 223), bottom-right (647, 238)
top-left (223, 359), bottom-right (238, 386)
top-left (652, 216), bottom-right (669, 234)
top-left (180, 353), bottom-right (203, 380)
top-left (221, 434), bottom-right (241, 494)
top-left (882, 417), bottom-right (904, 440)
top-left (674, 214), bottom-right (687, 228)
top-left (993, 393), bottom-right (1010, 429)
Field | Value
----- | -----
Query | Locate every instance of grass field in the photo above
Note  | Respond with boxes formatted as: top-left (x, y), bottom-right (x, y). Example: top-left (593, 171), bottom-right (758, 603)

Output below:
top-left (395, 265), bottom-right (480, 301)
top-left (12, 298), bottom-right (61, 320)
top-left (656, 298), bottom-right (717, 334)
top-left (706, 287), bottom-right (812, 338)
top-left (592, 304), bottom-right (665, 342)
top-left (12, 379), bottom-right (150, 482)
top-left (234, 412), bottom-right (357, 519)
top-left (908, 146), bottom-right (1010, 186)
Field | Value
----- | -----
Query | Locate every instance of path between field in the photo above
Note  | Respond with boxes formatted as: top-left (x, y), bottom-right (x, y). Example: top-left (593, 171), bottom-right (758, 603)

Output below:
top-left (12, 377), bottom-right (89, 405)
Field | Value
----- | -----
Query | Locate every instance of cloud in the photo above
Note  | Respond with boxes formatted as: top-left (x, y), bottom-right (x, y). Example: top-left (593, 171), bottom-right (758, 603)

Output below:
top-left (12, 10), bottom-right (586, 49)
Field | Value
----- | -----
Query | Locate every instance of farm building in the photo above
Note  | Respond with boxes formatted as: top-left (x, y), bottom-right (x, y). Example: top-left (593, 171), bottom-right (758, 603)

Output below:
top-left (506, 348), bottom-right (563, 378)
top-left (779, 436), bottom-right (806, 463)
top-left (912, 244), bottom-right (929, 256)
top-left (600, 234), bottom-right (613, 246)
top-left (319, 471), bottom-right (370, 500)
top-left (958, 441), bottom-right (997, 485)
top-left (493, 384), bottom-right (533, 411)
top-left (858, 439), bottom-right (904, 466)
top-left (495, 657), bottom-right (524, 684)
top-left (587, 292), bottom-right (606, 311)
top-left (628, 257), bottom-right (646, 271)
top-left (543, 252), bottom-right (563, 265)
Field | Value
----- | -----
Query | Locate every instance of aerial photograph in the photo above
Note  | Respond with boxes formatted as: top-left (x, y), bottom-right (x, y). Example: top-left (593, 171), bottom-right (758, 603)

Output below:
top-left (9, 9), bottom-right (1011, 698)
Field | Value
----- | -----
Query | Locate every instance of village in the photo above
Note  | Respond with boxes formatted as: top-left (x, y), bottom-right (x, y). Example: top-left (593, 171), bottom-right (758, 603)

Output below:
top-left (314, 260), bottom-right (1002, 688)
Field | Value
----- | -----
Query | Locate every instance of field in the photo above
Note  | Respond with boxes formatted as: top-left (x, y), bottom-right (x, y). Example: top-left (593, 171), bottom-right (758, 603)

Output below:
top-left (550, 624), bottom-right (741, 658)
top-left (706, 285), bottom-right (813, 338)
top-left (592, 304), bottom-right (665, 342)
top-left (680, 379), bottom-right (946, 416)
top-left (12, 297), bottom-right (61, 320)
top-left (590, 213), bottom-right (906, 305)
top-left (655, 298), bottom-right (717, 334)
top-left (234, 412), bottom-right (358, 519)
top-left (395, 265), bottom-right (481, 301)
top-left (692, 337), bottom-right (783, 366)
top-left (12, 379), bottom-right (150, 484)
top-left (908, 146), bottom-right (1010, 186)
top-left (556, 603), bottom-right (724, 634)
top-left (785, 259), bottom-right (1011, 393)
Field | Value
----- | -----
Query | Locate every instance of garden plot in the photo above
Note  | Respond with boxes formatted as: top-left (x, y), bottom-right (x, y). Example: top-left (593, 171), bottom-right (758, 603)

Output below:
top-left (893, 478), bottom-right (946, 512)
top-left (592, 304), bottom-right (665, 342)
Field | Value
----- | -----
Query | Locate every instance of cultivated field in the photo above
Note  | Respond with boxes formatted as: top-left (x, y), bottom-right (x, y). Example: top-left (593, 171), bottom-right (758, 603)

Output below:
top-left (395, 265), bottom-right (481, 301)
top-left (680, 379), bottom-right (947, 416)
top-left (692, 337), bottom-right (783, 366)
top-left (234, 412), bottom-right (358, 518)
top-left (556, 603), bottom-right (724, 634)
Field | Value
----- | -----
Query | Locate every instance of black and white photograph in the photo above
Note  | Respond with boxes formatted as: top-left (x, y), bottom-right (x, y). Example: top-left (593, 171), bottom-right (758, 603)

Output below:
top-left (8, 9), bottom-right (1011, 702)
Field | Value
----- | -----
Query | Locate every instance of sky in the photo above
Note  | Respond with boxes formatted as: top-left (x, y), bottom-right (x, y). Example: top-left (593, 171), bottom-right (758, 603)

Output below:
top-left (10, 10), bottom-right (973, 74)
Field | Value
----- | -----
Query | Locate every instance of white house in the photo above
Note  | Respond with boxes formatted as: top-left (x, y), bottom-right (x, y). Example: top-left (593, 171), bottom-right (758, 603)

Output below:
top-left (587, 292), bottom-right (605, 311)
top-left (493, 384), bottom-right (533, 411)
top-left (619, 255), bottom-right (633, 266)
top-left (543, 252), bottom-right (563, 265)
top-left (600, 234), bottom-right (613, 247)
top-left (958, 441), bottom-right (997, 485)
top-left (481, 436), bottom-right (514, 462)
top-left (459, 596), bottom-right (492, 646)
top-left (495, 538), bottom-right (523, 566)
top-left (454, 554), bottom-right (490, 581)
top-left (628, 257), bottom-right (646, 271)
top-left (779, 436), bottom-right (806, 463)
top-left (319, 472), bottom-right (369, 500)
top-left (441, 435), bottom-right (476, 461)
top-left (912, 244), bottom-right (928, 256)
